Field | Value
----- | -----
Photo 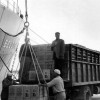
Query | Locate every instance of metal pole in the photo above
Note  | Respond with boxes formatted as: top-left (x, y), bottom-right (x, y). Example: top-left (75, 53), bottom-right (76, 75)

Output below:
top-left (25, 0), bottom-right (28, 22)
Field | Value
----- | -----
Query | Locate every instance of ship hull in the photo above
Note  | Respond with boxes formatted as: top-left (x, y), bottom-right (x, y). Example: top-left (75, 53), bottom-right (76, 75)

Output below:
top-left (0, 3), bottom-right (24, 96)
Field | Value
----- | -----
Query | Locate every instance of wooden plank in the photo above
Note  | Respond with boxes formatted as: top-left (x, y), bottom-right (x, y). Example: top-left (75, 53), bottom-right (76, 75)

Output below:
top-left (95, 65), bottom-right (98, 81)
top-left (77, 62), bottom-right (81, 82)
top-left (72, 81), bottom-right (100, 86)
top-left (98, 65), bottom-right (100, 81)
top-left (83, 63), bottom-right (87, 82)
top-left (88, 64), bottom-right (91, 81)
top-left (71, 62), bottom-right (77, 82)
top-left (94, 65), bottom-right (97, 81)
top-left (86, 64), bottom-right (88, 81)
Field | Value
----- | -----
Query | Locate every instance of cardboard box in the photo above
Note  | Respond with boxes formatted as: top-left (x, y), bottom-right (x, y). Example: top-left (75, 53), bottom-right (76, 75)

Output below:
top-left (9, 85), bottom-right (16, 98)
top-left (43, 69), bottom-right (50, 80)
top-left (23, 85), bottom-right (31, 99)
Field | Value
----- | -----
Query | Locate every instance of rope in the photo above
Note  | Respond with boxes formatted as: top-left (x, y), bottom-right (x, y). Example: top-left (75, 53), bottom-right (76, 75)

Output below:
top-left (30, 45), bottom-right (50, 100)
top-left (29, 44), bottom-right (41, 84)
top-left (2, 54), bottom-right (14, 78)
top-left (31, 45), bottom-right (47, 84)
top-left (15, 42), bottom-right (28, 81)
top-left (29, 28), bottom-right (49, 44)
top-left (25, 0), bottom-right (28, 22)
top-left (0, 55), bottom-right (17, 80)
top-left (0, 27), bottom-right (25, 37)
top-left (30, 38), bottom-right (39, 45)
top-left (19, 43), bottom-right (28, 83)
top-left (23, 1), bottom-right (50, 99)
top-left (11, 44), bottom-right (19, 72)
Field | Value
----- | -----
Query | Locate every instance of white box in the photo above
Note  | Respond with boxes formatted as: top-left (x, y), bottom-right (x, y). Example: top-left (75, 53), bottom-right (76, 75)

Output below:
top-left (30, 85), bottom-right (39, 98)
top-left (9, 85), bottom-right (16, 98)
top-left (16, 85), bottom-right (23, 99)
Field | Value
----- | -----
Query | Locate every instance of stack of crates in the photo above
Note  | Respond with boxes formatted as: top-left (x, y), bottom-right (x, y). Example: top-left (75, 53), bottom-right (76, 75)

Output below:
top-left (19, 44), bottom-right (54, 83)
top-left (28, 44), bottom-right (54, 82)
top-left (8, 85), bottom-right (48, 100)
top-left (8, 85), bottom-right (23, 100)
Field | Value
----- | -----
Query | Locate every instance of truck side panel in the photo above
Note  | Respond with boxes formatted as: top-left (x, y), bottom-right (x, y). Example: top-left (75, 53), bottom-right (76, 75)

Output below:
top-left (65, 44), bottom-right (100, 86)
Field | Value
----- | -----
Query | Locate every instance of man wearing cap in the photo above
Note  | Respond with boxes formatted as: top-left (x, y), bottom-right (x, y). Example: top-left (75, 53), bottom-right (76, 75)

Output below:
top-left (51, 32), bottom-right (65, 71)
top-left (1, 73), bottom-right (16, 100)
top-left (47, 69), bottom-right (66, 100)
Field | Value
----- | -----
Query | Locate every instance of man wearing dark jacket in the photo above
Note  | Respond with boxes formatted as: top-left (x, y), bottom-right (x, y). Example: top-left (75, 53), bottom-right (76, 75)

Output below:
top-left (1, 73), bottom-right (16, 100)
top-left (51, 32), bottom-right (65, 71)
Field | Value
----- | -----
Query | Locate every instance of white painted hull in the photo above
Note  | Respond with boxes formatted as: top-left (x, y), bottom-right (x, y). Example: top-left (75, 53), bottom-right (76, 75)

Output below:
top-left (0, 2), bottom-right (24, 97)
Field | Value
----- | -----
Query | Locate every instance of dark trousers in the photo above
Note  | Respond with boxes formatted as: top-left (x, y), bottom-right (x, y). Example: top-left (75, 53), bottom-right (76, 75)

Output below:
top-left (1, 88), bottom-right (9, 100)
top-left (54, 58), bottom-right (65, 76)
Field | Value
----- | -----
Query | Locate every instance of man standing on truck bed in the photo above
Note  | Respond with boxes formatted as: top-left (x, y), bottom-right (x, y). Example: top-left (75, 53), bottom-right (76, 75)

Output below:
top-left (51, 32), bottom-right (65, 72)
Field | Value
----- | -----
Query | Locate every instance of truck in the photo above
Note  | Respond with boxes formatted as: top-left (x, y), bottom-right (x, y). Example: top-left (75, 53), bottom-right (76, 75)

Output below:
top-left (8, 43), bottom-right (100, 100)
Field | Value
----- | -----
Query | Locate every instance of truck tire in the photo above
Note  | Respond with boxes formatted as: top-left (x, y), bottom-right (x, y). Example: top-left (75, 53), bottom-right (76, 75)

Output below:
top-left (71, 86), bottom-right (92, 100)
top-left (81, 86), bottom-right (91, 100)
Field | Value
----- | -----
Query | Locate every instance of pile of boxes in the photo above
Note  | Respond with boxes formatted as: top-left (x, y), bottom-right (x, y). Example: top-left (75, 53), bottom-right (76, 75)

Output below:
top-left (20, 44), bottom-right (54, 83)
top-left (28, 44), bottom-right (54, 81)
top-left (8, 84), bottom-right (48, 100)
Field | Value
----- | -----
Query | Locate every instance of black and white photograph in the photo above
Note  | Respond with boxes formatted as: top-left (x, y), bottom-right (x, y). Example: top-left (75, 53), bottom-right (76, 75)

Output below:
top-left (0, 0), bottom-right (100, 100)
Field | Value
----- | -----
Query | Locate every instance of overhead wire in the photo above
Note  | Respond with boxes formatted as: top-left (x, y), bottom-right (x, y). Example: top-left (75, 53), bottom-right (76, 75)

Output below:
top-left (29, 28), bottom-right (49, 44)
top-left (29, 38), bottom-right (39, 45)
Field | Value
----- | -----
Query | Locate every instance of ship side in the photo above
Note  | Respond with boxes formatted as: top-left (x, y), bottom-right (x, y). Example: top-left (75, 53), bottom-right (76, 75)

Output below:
top-left (0, 0), bottom-right (24, 95)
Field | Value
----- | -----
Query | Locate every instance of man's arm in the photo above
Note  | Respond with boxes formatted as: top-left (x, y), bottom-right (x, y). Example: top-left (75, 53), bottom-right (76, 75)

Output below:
top-left (47, 78), bottom-right (57, 87)
top-left (51, 41), bottom-right (55, 51)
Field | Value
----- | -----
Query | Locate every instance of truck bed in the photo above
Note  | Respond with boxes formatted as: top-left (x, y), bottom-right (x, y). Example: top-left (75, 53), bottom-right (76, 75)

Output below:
top-left (19, 44), bottom-right (100, 87)
top-left (64, 44), bottom-right (100, 86)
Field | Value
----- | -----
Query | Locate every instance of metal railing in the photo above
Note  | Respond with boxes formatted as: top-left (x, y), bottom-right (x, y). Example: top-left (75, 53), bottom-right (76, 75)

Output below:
top-left (0, 0), bottom-right (21, 15)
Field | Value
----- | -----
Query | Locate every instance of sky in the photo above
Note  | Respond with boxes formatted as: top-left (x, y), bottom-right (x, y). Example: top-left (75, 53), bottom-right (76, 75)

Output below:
top-left (15, 0), bottom-right (100, 51)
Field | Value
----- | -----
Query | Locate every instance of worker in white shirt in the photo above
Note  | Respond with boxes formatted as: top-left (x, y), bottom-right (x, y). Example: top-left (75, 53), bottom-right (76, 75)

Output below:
top-left (47, 69), bottom-right (66, 100)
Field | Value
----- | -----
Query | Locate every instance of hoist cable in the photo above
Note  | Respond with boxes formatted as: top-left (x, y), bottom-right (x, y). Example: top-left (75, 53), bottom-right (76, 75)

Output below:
top-left (30, 38), bottom-right (39, 45)
top-left (31, 46), bottom-right (50, 99)
top-left (19, 43), bottom-right (28, 83)
top-left (31, 45), bottom-right (47, 84)
top-left (15, 44), bottom-right (26, 79)
top-left (25, 0), bottom-right (28, 22)
top-left (29, 28), bottom-right (49, 44)
top-left (24, 0), bottom-right (41, 84)
top-left (28, 44), bottom-right (41, 84)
